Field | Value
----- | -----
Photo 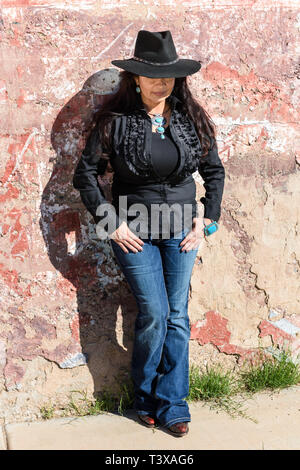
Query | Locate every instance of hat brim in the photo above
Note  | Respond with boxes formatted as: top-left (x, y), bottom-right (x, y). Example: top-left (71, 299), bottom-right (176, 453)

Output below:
top-left (110, 58), bottom-right (201, 78)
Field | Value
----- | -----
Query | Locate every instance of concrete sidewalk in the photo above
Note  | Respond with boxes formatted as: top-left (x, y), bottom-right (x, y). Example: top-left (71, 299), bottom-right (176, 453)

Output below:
top-left (1, 385), bottom-right (300, 450)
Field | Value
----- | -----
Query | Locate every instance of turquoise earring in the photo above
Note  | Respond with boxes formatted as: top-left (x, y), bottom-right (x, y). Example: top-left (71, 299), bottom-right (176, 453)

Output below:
top-left (136, 86), bottom-right (141, 93)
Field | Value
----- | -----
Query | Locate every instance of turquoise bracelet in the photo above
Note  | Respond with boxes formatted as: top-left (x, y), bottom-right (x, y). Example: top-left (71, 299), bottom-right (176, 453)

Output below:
top-left (203, 220), bottom-right (219, 236)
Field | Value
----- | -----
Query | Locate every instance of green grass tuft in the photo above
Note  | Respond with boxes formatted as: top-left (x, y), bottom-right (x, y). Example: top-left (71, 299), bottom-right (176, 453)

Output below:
top-left (187, 363), bottom-right (236, 401)
top-left (40, 404), bottom-right (55, 420)
top-left (186, 362), bottom-right (255, 421)
top-left (238, 349), bottom-right (300, 393)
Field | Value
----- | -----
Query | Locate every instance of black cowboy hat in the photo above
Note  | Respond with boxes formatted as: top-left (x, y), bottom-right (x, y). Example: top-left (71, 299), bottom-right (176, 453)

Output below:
top-left (111, 30), bottom-right (201, 78)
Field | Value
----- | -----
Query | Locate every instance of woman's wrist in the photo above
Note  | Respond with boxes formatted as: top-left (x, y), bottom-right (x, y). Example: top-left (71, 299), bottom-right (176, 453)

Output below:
top-left (192, 217), bottom-right (213, 225)
top-left (192, 217), bottom-right (216, 228)
top-left (203, 217), bottom-right (213, 226)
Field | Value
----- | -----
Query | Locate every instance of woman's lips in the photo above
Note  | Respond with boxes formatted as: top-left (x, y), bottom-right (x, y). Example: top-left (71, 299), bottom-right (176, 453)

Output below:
top-left (153, 91), bottom-right (167, 95)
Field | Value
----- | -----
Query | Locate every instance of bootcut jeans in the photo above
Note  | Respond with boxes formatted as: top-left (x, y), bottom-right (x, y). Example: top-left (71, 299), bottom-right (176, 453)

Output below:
top-left (109, 227), bottom-right (199, 428)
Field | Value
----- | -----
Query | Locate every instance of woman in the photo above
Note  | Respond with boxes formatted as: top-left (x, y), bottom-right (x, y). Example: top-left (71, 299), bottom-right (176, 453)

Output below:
top-left (73, 30), bottom-right (225, 437)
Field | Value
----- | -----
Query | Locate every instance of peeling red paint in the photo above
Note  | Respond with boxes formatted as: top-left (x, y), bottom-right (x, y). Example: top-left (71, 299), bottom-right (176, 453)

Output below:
top-left (2, 311), bottom-right (81, 388)
top-left (41, 341), bottom-right (82, 365)
top-left (3, 208), bottom-right (30, 259)
top-left (258, 318), bottom-right (300, 357)
top-left (190, 311), bottom-right (255, 360)
top-left (55, 277), bottom-right (76, 295)
top-left (8, 337), bottom-right (42, 361)
top-left (4, 361), bottom-right (25, 389)
top-left (1, 134), bottom-right (36, 189)
top-left (259, 319), bottom-right (292, 344)
top-left (30, 317), bottom-right (56, 340)
top-left (0, 263), bottom-right (33, 296)
top-left (1, 150), bottom-right (17, 184)
top-left (0, 263), bottom-right (19, 289)
top-left (70, 315), bottom-right (80, 342)
top-left (11, 235), bottom-right (29, 258)
top-left (16, 89), bottom-right (25, 108)
top-left (0, 183), bottom-right (20, 203)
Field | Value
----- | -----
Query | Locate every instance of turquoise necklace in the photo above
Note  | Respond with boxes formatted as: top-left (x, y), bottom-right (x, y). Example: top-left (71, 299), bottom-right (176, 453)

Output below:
top-left (148, 106), bottom-right (171, 140)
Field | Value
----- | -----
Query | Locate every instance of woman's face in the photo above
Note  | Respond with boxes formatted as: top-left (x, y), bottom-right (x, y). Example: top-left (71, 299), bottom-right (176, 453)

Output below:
top-left (134, 75), bottom-right (175, 103)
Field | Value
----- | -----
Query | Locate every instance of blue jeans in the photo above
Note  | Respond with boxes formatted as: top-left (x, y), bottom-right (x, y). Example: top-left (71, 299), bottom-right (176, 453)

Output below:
top-left (109, 228), bottom-right (199, 427)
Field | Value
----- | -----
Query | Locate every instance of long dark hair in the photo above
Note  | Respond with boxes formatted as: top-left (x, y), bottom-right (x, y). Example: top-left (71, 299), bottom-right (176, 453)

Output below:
top-left (92, 70), bottom-right (216, 158)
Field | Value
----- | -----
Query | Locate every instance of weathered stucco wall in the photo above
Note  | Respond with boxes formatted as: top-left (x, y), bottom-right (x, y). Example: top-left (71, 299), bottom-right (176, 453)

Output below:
top-left (0, 1), bottom-right (299, 423)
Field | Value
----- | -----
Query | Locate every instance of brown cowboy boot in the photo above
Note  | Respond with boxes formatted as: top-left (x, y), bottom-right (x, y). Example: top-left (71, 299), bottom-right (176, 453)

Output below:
top-left (167, 422), bottom-right (189, 437)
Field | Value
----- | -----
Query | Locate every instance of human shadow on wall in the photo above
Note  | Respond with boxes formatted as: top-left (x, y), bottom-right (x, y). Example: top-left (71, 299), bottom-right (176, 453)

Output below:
top-left (39, 69), bottom-right (137, 400)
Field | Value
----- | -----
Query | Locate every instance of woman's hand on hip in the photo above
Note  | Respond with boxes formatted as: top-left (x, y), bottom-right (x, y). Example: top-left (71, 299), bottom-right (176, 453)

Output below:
top-left (179, 217), bottom-right (205, 252)
top-left (109, 220), bottom-right (145, 254)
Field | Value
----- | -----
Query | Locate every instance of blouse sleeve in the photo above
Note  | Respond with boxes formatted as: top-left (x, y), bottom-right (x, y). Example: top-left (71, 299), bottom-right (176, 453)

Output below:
top-left (73, 123), bottom-right (122, 236)
top-left (197, 138), bottom-right (225, 222)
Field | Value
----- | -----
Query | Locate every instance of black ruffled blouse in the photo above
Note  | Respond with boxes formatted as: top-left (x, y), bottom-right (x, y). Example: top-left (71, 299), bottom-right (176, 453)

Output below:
top-left (73, 94), bottom-right (225, 239)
